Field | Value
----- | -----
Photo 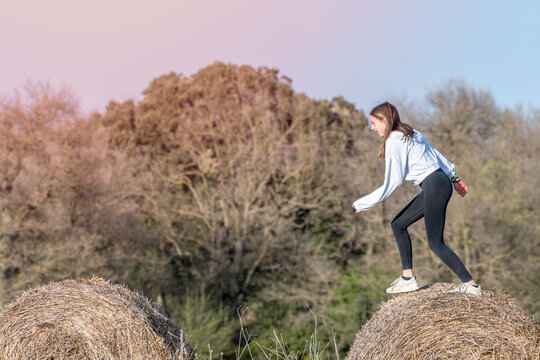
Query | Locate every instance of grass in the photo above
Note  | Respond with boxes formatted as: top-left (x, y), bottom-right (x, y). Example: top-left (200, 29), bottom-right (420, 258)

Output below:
top-left (204, 306), bottom-right (340, 360)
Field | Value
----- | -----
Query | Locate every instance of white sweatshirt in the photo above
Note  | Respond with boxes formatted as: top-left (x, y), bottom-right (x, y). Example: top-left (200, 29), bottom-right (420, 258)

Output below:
top-left (353, 130), bottom-right (456, 212)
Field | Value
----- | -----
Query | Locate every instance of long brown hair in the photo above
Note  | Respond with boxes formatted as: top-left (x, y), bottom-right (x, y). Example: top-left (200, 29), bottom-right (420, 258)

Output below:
top-left (370, 102), bottom-right (414, 158)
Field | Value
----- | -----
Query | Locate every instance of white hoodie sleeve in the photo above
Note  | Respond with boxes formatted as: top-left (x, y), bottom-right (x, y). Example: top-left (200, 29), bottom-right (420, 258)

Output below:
top-left (353, 137), bottom-right (407, 212)
top-left (432, 147), bottom-right (457, 178)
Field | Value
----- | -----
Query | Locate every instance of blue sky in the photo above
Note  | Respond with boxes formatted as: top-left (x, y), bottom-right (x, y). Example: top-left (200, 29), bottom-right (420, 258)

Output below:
top-left (1, 0), bottom-right (539, 114)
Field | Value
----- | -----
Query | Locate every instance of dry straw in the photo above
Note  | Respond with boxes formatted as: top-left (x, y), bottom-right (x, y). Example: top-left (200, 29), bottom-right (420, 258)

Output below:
top-left (0, 277), bottom-right (195, 360)
top-left (346, 283), bottom-right (540, 360)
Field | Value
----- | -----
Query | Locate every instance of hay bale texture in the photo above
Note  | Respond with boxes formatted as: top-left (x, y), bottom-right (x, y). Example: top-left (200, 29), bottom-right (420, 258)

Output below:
top-left (0, 277), bottom-right (195, 360)
top-left (346, 283), bottom-right (540, 360)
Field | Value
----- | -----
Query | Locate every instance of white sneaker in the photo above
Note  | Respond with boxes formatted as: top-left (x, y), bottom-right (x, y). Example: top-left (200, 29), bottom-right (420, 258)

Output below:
top-left (386, 276), bottom-right (420, 294)
top-left (450, 283), bottom-right (482, 296)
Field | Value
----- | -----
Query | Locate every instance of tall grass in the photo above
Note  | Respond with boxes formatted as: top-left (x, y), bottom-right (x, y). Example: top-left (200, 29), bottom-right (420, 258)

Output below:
top-left (204, 307), bottom-right (340, 360)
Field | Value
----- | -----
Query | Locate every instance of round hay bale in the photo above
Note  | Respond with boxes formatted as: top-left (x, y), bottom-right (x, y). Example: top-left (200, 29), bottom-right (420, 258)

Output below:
top-left (0, 277), bottom-right (195, 360)
top-left (346, 283), bottom-right (540, 360)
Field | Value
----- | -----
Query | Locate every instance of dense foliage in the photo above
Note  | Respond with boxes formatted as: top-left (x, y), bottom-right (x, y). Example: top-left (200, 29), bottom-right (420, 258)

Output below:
top-left (1, 65), bottom-right (538, 358)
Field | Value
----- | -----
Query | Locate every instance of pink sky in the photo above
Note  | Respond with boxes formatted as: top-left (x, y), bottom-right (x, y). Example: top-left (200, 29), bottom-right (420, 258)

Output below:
top-left (2, 1), bottom-right (539, 114)
top-left (2, 0), bottom-right (364, 111)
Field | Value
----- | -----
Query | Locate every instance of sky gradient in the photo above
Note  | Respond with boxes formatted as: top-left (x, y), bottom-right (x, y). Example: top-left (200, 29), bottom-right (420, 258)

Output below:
top-left (2, 0), bottom-right (539, 114)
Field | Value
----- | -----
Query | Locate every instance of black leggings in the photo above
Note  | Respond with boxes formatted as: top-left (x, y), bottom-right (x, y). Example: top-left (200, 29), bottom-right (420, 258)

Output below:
top-left (391, 168), bottom-right (473, 283)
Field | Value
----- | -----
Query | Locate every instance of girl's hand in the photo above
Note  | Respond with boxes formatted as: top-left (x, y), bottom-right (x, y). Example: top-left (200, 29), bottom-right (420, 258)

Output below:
top-left (454, 180), bottom-right (468, 197)
top-left (352, 204), bottom-right (359, 213)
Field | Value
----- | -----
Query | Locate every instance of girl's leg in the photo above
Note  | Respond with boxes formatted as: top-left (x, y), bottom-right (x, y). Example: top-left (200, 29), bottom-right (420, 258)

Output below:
top-left (422, 169), bottom-right (473, 283)
top-left (391, 192), bottom-right (425, 272)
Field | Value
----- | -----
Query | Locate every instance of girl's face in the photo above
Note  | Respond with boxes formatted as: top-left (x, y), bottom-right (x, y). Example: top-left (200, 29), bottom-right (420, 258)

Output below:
top-left (369, 115), bottom-right (387, 138)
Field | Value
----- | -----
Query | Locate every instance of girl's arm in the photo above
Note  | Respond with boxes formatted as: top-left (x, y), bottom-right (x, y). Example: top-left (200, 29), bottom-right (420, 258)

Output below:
top-left (353, 138), bottom-right (406, 213)
top-left (432, 147), bottom-right (457, 179)
top-left (432, 147), bottom-right (468, 197)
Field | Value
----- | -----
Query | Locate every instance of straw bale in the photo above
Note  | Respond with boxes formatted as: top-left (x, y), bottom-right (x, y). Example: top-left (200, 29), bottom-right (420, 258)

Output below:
top-left (346, 283), bottom-right (540, 360)
top-left (0, 277), bottom-right (195, 360)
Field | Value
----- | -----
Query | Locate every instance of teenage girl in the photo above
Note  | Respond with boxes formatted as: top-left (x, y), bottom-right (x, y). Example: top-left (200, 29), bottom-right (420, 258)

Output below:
top-left (352, 102), bottom-right (481, 295)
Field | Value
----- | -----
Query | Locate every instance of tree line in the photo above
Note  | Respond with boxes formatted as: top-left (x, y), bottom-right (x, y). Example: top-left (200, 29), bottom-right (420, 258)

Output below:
top-left (0, 63), bottom-right (538, 358)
